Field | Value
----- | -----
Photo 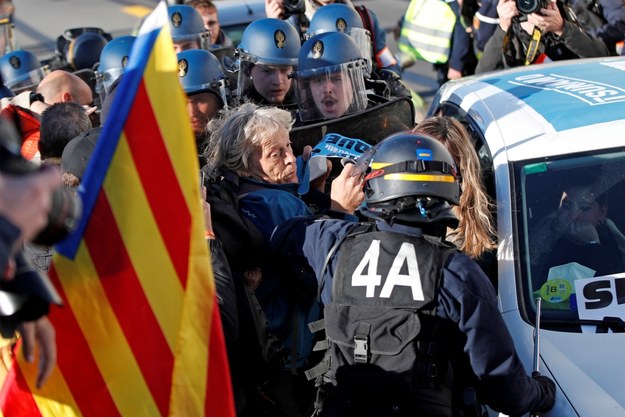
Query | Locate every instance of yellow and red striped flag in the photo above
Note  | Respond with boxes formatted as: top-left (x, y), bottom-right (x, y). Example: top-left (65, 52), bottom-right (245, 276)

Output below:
top-left (0, 2), bottom-right (235, 416)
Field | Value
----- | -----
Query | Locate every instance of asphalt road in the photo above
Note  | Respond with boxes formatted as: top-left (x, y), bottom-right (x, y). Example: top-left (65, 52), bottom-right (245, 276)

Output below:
top-left (11, 0), bottom-right (439, 105)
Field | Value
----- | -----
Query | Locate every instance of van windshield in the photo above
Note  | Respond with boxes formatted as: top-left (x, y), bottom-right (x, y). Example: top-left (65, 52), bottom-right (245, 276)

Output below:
top-left (516, 149), bottom-right (625, 331)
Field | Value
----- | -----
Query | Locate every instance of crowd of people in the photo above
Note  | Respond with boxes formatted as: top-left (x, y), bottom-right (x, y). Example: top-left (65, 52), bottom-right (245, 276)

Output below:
top-left (397, 0), bottom-right (622, 84)
top-left (10, 0), bottom-right (624, 414)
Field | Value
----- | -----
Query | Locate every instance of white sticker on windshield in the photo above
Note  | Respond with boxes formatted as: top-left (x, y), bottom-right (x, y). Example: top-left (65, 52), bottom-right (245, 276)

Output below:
top-left (575, 273), bottom-right (625, 322)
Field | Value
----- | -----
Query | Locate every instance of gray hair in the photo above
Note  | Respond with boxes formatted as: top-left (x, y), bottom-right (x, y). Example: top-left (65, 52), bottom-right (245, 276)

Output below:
top-left (204, 102), bottom-right (294, 176)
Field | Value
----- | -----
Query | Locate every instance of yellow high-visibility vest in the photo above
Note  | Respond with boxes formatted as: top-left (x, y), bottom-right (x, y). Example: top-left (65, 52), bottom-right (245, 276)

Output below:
top-left (398, 0), bottom-right (456, 64)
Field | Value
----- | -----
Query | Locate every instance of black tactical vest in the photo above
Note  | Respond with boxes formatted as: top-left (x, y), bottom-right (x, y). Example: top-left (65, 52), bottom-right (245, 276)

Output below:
top-left (308, 228), bottom-right (463, 417)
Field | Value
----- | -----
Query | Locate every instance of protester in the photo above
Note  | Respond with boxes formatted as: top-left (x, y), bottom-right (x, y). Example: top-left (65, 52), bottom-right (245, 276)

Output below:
top-left (270, 132), bottom-right (556, 417)
top-left (39, 102), bottom-right (92, 164)
top-left (413, 117), bottom-right (497, 262)
top-left (204, 102), bottom-right (363, 416)
top-left (60, 126), bottom-right (101, 190)
top-left (0, 70), bottom-right (94, 162)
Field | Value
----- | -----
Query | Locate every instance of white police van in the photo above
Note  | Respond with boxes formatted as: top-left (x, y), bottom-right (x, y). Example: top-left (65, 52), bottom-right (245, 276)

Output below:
top-left (428, 57), bottom-right (625, 416)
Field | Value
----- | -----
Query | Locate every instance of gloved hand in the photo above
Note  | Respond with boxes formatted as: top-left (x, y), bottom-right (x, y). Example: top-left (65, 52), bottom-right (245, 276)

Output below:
top-left (532, 374), bottom-right (556, 413)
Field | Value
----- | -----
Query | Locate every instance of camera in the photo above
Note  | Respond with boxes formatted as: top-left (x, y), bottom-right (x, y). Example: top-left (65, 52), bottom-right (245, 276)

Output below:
top-left (284, 0), bottom-right (306, 16)
top-left (515, 0), bottom-right (549, 15)
top-left (0, 119), bottom-right (81, 247)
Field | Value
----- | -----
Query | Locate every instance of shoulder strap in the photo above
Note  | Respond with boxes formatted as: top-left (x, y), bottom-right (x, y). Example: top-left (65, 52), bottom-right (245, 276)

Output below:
top-left (317, 222), bottom-right (374, 300)
top-left (524, 26), bottom-right (543, 65)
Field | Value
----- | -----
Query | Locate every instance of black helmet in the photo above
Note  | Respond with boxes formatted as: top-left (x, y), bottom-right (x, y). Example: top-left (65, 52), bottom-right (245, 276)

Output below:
top-left (360, 132), bottom-right (460, 224)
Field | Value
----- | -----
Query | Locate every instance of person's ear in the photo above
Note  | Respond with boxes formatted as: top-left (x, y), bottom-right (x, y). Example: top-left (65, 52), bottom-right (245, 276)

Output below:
top-left (62, 92), bottom-right (72, 102)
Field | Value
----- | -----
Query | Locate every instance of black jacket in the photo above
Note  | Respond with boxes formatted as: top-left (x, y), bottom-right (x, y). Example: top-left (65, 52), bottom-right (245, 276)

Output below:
top-left (476, 6), bottom-right (609, 73)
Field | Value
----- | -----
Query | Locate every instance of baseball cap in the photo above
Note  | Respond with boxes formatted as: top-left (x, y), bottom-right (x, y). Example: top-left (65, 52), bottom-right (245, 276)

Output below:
top-left (61, 126), bottom-right (101, 181)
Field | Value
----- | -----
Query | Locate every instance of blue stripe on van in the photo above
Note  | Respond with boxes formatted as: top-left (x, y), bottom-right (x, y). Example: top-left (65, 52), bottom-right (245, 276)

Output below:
top-left (480, 59), bottom-right (625, 131)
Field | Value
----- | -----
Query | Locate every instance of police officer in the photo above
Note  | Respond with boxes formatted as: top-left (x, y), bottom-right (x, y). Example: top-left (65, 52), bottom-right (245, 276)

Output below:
top-left (292, 31), bottom-right (368, 123)
top-left (95, 35), bottom-right (136, 106)
top-left (306, 4), bottom-right (374, 75)
top-left (0, 50), bottom-right (48, 94)
top-left (177, 49), bottom-right (228, 161)
top-left (168, 4), bottom-right (211, 52)
top-left (235, 18), bottom-right (300, 107)
top-left (306, 3), bottom-right (414, 102)
top-left (270, 132), bottom-right (556, 417)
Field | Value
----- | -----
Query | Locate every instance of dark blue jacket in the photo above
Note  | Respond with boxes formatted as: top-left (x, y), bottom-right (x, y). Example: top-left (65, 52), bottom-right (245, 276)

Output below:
top-left (238, 178), bottom-right (356, 369)
top-left (270, 217), bottom-right (554, 416)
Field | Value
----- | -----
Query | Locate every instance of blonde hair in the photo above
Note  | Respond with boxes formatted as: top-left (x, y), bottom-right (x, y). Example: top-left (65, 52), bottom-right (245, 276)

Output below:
top-left (414, 117), bottom-right (496, 258)
top-left (204, 102), bottom-right (294, 176)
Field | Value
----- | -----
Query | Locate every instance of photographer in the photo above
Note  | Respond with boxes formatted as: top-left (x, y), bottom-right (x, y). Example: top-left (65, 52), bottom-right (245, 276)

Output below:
top-left (0, 167), bottom-right (60, 389)
top-left (475, 0), bottom-right (609, 73)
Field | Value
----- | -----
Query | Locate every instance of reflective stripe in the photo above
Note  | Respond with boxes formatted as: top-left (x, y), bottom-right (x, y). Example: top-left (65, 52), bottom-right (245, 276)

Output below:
top-left (376, 47), bottom-right (398, 67)
top-left (475, 11), bottom-right (499, 25)
top-left (398, 0), bottom-right (456, 64)
top-left (384, 173), bottom-right (457, 182)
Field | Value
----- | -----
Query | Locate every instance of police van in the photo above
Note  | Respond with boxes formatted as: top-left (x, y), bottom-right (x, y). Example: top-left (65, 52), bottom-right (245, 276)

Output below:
top-left (429, 57), bottom-right (625, 416)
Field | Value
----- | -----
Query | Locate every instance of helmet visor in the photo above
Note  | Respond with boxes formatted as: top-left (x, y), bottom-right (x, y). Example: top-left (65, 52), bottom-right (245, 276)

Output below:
top-left (294, 61), bottom-right (367, 122)
top-left (349, 28), bottom-right (373, 75)
top-left (7, 66), bottom-right (49, 93)
top-left (95, 67), bottom-right (123, 95)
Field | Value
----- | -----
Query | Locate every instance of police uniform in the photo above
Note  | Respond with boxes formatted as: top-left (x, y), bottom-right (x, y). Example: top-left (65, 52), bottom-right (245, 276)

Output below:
top-left (271, 131), bottom-right (555, 417)
top-left (271, 217), bottom-right (555, 416)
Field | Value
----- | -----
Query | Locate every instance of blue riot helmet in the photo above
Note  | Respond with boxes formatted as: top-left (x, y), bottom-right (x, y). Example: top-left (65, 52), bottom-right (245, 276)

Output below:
top-left (0, 50), bottom-right (48, 93)
top-left (168, 5), bottom-right (211, 52)
top-left (177, 49), bottom-right (229, 107)
top-left (306, 4), bottom-right (372, 74)
top-left (293, 32), bottom-right (368, 122)
top-left (95, 35), bottom-right (136, 101)
top-left (235, 18), bottom-right (300, 105)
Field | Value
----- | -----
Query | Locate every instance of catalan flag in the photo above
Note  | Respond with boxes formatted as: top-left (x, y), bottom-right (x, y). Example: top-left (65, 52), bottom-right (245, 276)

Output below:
top-left (0, 2), bottom-right (235, 416)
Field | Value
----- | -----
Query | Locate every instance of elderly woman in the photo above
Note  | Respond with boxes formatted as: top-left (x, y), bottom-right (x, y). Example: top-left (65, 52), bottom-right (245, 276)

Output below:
top-left (204, 102), bottom-right (363, 417)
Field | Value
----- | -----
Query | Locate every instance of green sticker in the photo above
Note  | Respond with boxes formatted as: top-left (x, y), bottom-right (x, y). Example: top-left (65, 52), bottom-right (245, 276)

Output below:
top-left (540, 279), bottom-right (573, 303)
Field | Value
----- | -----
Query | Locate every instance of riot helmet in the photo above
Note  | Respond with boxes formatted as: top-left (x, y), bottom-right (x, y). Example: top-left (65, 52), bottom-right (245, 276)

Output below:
top-left (95, 35), bottom-right (136, 101)
top-left (177, 49), bottom-right (229, 107)
top-left (0, 50), bottom-right (48, 93)
top-left (360, 132), bottom-right (461, 225)
top-left (235, 18), bottom-right (300, 105)
top-left (293, 31), bottom-right (368, 122)
top-left (168, 5), bottom-right (211, 52)
top-left (55, 27), bottom-right (113, 70)
top-left (306, 4), bottom-right (372, 75)
top-left (68, 32), bottom-right (109, 70)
